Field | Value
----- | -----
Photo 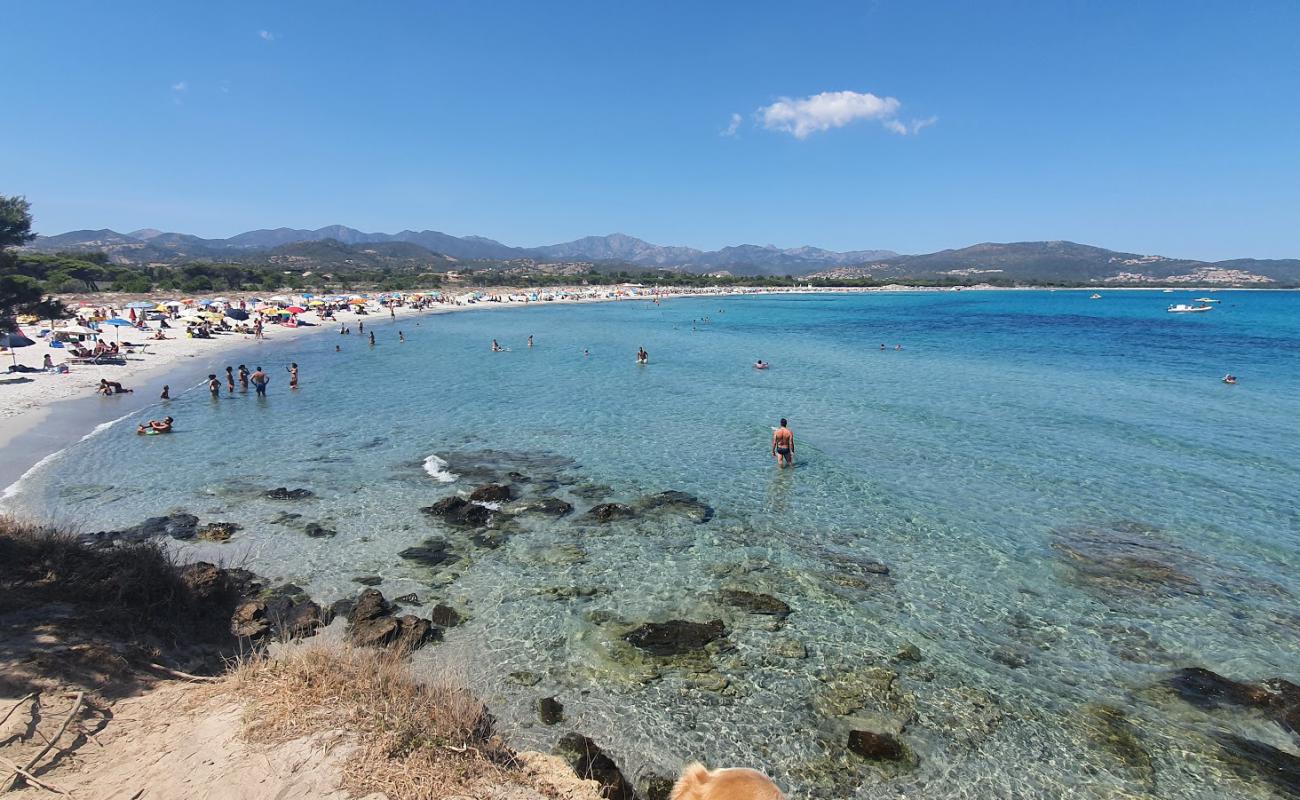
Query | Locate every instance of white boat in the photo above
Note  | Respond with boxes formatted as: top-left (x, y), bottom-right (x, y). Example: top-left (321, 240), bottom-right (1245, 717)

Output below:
top-left (1167, 304), bottom-right (1213, 313)
top-left (1089, 293), bottom-right (1102, 299)
top-left (1163, 288), bottom-right (1175, 293)
top-left (1193, 297), bottom-right (1220, 303)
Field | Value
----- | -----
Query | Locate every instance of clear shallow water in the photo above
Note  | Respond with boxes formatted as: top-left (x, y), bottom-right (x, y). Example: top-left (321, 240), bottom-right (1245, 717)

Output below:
top-left (8, 290), bottom-right (1300, 798)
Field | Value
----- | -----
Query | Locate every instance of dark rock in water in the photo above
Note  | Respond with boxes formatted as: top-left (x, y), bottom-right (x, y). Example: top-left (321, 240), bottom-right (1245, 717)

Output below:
top-left (179, 562), bottom-right (231, 603)
top-left (421, 496), bottom-right (491, 527)
top-left (637, 774), bottom-right (675, 800)
top-left (469, 483), bottom-right (512, 503)
top-left (527, 498), bottom-right (574, 517)
top-left (553, 734), bottom-right (636, 800)
top-left (429, 604), bottom-right (463, 627)
top-left (92, 512), bottom-right (201, 544)
top-left (847, 730), bottom-right (906, 762)
top-left (265, 487), bottom-right (315, 500)
top-left (399, 539), bottom-right (453, 567)
top-left (1085, 705), bottom-right (1154, 787)
top-left (538, 696), bottom-right (564, 725)
top-left (1214, 734), bottom-right (1300, 797)
top-left (329, 597), bottom-right (356, 621)
top-left (352, 575), bottom-right (383, 586)
top-left (392, 593), bottom-right (419, 606)
top-left (624, 619), bottom-right (726, 656)
top-left (281, 600), bottom-right (324, 637)
top-left (507, 471), bottom-right (530, 482)
top-left (346, 589), bottom-right (438, 652)
top-left (637, 491), bottom-right (714, 523)
top-left (585, 503), bottom-right (635, 523)
top-left (894, 643), bottom-right (923, 663)
top-left (1169, 667), bottom-right (1275, 710)
top-left (270, 512), bottom-right (303, 525)
top-left (302, 522), bottom-right (336, 538)
top-left (861, 561), bottom-right (891, 575)
top-left (991, 648), bottom-right (1030, 669)
top-left (232, 588), bottom-right (322, 640)
top-left (197, 521), bottom-right (241, 542)
top-left (349, 588), bottom-right (391, 623)
top-left (471, 530), bottom-right (510, 549)
top-left (1052, 522), bottom-right (1202, 598)
top-left (720, 590), bottom-right (791, 618)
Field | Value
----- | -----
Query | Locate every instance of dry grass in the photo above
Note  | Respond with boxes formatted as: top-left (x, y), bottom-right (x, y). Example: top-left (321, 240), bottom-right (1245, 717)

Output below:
top-left (228, 638), bottom-right (536, 799)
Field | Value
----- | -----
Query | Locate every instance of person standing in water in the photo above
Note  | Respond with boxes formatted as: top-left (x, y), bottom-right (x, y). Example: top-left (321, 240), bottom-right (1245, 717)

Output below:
top-left (238, 364), bottom-right (250, 391)
top-left (399, 331), bottom-right (405, 342)
top-left (160, 385), bottom-right (170, 400)
top-left (358, 320), bottom-right (364, 334)
top-left (771, 418), bottom-right (795, 469)
top-left (225, 366), bottom-right (235, 393)
top-left (528, 335), bottom-right (534, 348)
top-left (288, 362), bottom-right (299, 390)
top-left (369, 331), bottom-right (375, 347)
top-left (207, 374), bottom-right (221, 397)
top-left (250, 366), bottom-right (270, 396)
top-left (637, 346), bottom-right (648, 364)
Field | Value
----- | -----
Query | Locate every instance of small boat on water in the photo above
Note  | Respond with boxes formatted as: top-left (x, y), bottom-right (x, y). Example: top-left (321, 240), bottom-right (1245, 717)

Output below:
top-left (1193, 297), bottom-right (1220, 303)
top-left (1089, 293), bottom-right (1102, 299)
top-left (1168, 304), bottom-right (1214, 313)
top-left (1163, 288), bottom-right (1175, 293)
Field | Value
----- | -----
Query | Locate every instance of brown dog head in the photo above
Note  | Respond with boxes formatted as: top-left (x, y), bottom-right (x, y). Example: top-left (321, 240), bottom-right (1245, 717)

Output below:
top-left (670, 762), bottom-right (786, 800)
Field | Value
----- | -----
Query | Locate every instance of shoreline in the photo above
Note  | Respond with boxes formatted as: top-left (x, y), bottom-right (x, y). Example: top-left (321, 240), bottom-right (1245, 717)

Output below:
top-left (0, 281), bottom-right (1271, 492)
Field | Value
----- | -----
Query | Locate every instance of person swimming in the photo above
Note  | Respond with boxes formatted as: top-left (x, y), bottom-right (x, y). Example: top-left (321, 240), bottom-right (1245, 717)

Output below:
top-left (492, 339), bottom-right (504, 352)
top-left (1223, 374), bottom-right (1238, 384)
top-left (637, 346), bottom-right (648, 364)
top-left (755, 360), bottom-right (769, 369)
top-left (137, 416), bottom-right (174, 435)
top-left (160, 384), bottom-right (170, 400)
top-left (772, 418), bottom-right (795, 468)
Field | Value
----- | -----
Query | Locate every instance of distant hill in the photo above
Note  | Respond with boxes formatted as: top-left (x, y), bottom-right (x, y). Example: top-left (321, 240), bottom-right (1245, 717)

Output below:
top-left (21, 226), bottom-right (1299, 285)
top-left (807, 241), bottom-right (1300, 286)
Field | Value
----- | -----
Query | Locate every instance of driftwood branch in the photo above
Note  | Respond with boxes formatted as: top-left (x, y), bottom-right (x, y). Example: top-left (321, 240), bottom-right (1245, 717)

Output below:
top-left (1, 692), bottom-right (83, 793)
top-left (0, 756), bottom-right (70, 795)
top-left (145, 663), bottom-right (219, 683)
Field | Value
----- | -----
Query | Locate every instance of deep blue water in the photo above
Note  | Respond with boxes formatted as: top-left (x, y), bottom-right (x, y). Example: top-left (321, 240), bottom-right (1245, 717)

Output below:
top-left (8, 290), bottom-right (1300, 798)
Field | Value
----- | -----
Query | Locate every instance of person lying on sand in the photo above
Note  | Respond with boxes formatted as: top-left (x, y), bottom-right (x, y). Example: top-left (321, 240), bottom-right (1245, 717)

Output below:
top-left (136, 416), bottom-right (173, 435)
top-left (99, 379), bottom-right (132, 395)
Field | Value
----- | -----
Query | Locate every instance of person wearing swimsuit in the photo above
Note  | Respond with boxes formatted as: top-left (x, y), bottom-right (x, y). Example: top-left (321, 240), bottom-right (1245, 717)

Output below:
top-left (772, 418), bottom-right (795, 469)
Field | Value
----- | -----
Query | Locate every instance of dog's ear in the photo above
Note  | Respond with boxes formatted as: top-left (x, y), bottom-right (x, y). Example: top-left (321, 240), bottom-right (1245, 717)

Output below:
top-left (670, 763), bottom-right (712, 799)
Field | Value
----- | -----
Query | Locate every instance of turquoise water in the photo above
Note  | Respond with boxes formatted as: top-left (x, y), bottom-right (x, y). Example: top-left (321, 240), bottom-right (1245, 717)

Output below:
top-left (8, 290), bottom-right (1300, 798)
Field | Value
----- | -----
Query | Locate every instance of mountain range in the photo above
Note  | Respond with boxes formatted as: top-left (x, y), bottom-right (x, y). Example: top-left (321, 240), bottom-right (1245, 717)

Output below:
top-left (22, 226), bottom-right (1300, 284)
top-left (27, 226), bottom-right (896, 276)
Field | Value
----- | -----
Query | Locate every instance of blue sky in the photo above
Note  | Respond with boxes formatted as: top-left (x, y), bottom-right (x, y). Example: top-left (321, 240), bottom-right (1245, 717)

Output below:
top-left (3, 0), bottom-right (1298, 259)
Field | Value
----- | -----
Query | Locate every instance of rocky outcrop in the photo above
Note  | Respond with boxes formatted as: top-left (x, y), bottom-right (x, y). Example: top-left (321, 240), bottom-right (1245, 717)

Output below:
top-left (1168, 667), bottom-right (1300, 736)
top-left (624, 619), bottom-right (726, 657)
top-left (421, 496), bottom-right (491, 527)
top-left (231, 584), bottom-right (325, 640)
top-left (89, 512), bottom-right (200, 545)
top-left (585, 503), bottom-right (635, 523)
top-left (346, 589), bottom-right (440, 653)
top-left (1052, 521), bottom-right (1202, 597)
top-left (469, 484), bottom-right (513, 503)
top-left (636, 491), bottom-right (714, 523)
top-left (196, 521), bottom-right (241, 542)
top-left (1213, 733), bottom-right (1300, 797)
top-left (429, 603), bottom-right (464, 627)
top-left (553, 734), bottom-right (636, 800)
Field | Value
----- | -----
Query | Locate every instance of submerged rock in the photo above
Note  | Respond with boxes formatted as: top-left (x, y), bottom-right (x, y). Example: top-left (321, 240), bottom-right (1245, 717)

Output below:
top-left (538, 696), bottom-right (564, 725)
top-left (636, 491), bottom-right (714, 523)
top-left (624, 619), bottom-right (726, 657)
top-left (469, 483), bottom-right (513, 503)
top-left (769, 636), bottom-right (807, 659)
top-left (553, 734), bottom-right (636, 800)
top-left (399, 539), bottom-right (453, 567)
top-left (352, 575), bottom-right (383, 586)
top-left (421, 496), bottom-right (491, 527)
top-left (637, 774), bottom-right (675, 800)
top-left (90, 512), bottom-right (200, 545)
top-left (264, 487), bottom-right (315, 500)
top-left (429, 604), bottom-right (464, 627)
top-left (518, 497), bottom-right (575, 517)
top-left (1052, 522), bottom-right (1202, 598)
top-left (1085, 705), bottom-right (1154, 788)
top-left (585, 503), bottom-right (636, 523)
top-left (1214, 734), bottom-right (1300, 797)
top-left (302, 522), bottom-right (336, 538)
top-left (847, 730), bottom-right (906, 762)
top-left (1167, 667), bottom-right (1300, 736)
top-left (720, 589), bottom-right (791, 618)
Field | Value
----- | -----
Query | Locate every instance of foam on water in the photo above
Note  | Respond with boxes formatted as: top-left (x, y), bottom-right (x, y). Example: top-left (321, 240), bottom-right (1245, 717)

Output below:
top-left (7, 291), bottom-right (1300, 799)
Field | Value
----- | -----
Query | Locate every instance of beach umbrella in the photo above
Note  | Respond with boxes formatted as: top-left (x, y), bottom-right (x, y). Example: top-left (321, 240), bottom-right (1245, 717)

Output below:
top-left (308, 300), bottom-right (325, 306)
top-left (348, 298), bottom-right (367, 305)
top-left (1, 331), bottom-right (35, 366)
top-left (226, 308), bottom-right (249, 321)
top-left (100, 317), bottom-right (134, 341)
top-left (125, 301), bottom-right (154, 309)
top-left (284, 306), bottom-right (306, 314)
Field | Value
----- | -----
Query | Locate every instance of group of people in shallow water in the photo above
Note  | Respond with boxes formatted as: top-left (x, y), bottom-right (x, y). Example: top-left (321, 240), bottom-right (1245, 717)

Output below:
top-left (205, 364), bottom-right (285, 397)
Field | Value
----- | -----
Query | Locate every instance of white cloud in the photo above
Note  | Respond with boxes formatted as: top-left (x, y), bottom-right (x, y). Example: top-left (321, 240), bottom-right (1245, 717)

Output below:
top-left (258, 29), bottom-right (276, 42)
top-left (758, 90), bottom-right (933, 139)
top-left (721, 112), bottom-right (742, 137)
top-left (171, 81), bottom-right (187, 92)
